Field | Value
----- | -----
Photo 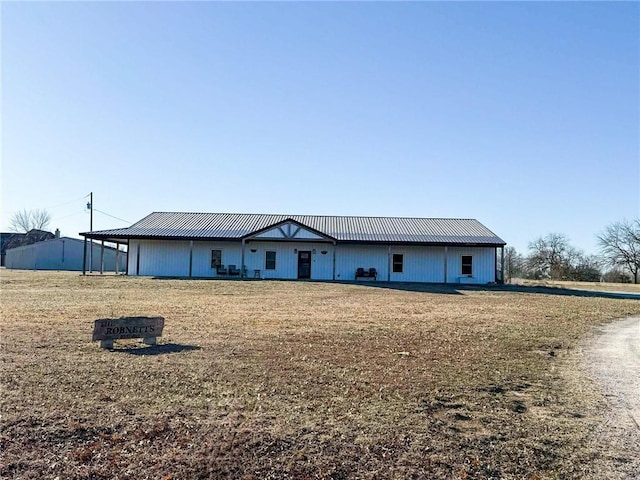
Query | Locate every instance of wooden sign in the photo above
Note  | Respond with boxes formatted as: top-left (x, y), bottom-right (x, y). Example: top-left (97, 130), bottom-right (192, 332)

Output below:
top-left (93, 316), bottom-right (164, 349)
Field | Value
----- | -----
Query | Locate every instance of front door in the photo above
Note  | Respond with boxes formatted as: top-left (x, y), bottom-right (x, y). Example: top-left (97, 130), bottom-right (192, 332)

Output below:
top-left (297, 251), bottom-right (311, 279)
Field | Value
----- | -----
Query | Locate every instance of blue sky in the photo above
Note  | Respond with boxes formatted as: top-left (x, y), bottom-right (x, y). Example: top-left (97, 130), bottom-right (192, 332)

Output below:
top-left (2, 1), bottom-right (638, 255)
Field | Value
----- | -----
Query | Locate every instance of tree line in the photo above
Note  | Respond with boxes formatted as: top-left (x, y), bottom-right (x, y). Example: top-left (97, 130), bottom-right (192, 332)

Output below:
top-left (503, 219), bottom-right (640, 284)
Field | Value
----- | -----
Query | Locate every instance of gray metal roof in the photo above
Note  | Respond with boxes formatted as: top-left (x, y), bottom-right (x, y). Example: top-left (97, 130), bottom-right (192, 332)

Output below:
top-left (83, 212), bottom-right (505, 246)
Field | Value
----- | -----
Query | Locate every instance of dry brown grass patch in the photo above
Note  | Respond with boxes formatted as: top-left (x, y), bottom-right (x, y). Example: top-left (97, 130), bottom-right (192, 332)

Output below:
top-left (1, 270), bottom-right (638, 479)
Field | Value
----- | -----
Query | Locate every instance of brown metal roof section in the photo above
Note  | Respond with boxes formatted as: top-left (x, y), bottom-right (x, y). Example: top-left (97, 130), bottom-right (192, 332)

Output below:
top-left (82, 212), bottom-right (506, 246)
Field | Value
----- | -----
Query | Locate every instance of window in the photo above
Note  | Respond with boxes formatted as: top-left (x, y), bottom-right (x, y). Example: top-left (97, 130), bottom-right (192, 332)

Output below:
top-left (211, 249), bottom-right (222, 268)
top-left (461, 255), bottom-right (473, 276)
top-left (392, 254), bottom-right (404, 273)
top-left (265, 251), bottom-right (276, 270)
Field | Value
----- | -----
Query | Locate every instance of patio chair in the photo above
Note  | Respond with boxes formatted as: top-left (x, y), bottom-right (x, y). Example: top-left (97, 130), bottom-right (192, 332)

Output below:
top-left (216, 265), bottom-right (228, 275)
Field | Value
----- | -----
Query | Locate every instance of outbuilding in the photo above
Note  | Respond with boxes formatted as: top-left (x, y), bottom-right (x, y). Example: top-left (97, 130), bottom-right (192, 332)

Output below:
top-left (82, 212), bottom-right (506, 284)
top-left (5, 236), bottom-right (127, 272)
top-left (1, 230), bottom-right (54, 266)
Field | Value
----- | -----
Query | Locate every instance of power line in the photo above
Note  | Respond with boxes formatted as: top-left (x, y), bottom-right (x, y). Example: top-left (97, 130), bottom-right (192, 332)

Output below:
top-left (51, 211), bottom-right (85, 221)
top-left (3, 195), bottom-right (89, 216)
top-left (93, 209), bottom-right (131, 224)
top-left (46, 195), bottom-right (88, 211)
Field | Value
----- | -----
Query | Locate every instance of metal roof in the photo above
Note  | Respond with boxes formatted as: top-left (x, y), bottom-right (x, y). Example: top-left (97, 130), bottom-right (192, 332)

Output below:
top-left (82, 212), bottom-right (506, 246)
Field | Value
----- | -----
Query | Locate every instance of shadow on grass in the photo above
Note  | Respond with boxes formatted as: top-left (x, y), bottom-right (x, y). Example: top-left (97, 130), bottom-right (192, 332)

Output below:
top-left (328, 281), bottom-right (640, 300)
top-left (111, 343), bottom-right (202, 355)
top-left (147, 276), bottom-right (638, 300)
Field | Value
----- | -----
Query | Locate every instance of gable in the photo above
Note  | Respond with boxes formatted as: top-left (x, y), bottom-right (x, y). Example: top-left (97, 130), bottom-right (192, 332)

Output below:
top-left (252, 221), bottom-right (327, 241)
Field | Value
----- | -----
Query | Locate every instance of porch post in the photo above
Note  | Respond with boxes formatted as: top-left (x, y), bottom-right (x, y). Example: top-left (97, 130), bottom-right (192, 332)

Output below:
top-left (115, 243), bottom-right (119, 275)
top-left (125, 239), bottom-right (129, 275)
top-left (332, 241), bottom-right (337, 281)
top-left (241, 239), bottom-right (246, 278)
top-left (82, 237), bottom-right (87, 275)
top-left (189, 240), bottom-right (193, 277)
top-left (387, 245), bottom-right (391, 282)
top-left (100, 240), bottom-right (105, 274)
top-left (444, 246), bottom-right (448, 283)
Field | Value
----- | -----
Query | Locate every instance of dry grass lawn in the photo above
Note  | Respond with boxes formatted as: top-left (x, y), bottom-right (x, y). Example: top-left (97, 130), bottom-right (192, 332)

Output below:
top-left (512, 278), bottom-right (640, 294)
top-left (1, 270), bottom-right (639, 479)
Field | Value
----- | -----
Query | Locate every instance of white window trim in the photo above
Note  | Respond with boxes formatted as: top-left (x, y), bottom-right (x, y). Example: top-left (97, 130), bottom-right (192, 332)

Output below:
top-left (392, 253), bottom-right (404, 274)
top-left (461, 254), bottom-right (473, 277)
top-left (211, 249), bottom-right (222, 269)
top-left (265, 251), bottom-right (277, 270)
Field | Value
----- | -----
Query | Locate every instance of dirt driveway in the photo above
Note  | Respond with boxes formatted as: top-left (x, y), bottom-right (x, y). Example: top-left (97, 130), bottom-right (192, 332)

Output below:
top-left (586, 316), bottom-right (640, 479)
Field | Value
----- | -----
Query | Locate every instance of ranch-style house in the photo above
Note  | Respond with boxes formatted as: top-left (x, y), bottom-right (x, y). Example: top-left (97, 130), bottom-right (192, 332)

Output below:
top-left (81, 212), bottom-right (506, 284)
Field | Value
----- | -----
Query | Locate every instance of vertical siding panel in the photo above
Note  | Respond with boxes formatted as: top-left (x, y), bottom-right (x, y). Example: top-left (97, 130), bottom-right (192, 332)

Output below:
top-left (139, 240), bottom-right (190, 277)
top-left (128, 240), bottom-right (138, 275)
top-left (5, 239), bottom-right (124, 271)
top-left (313, 245), bottom-right (334, 280)
top-left (126, 239), bottom-right (497, 283)
top-left (191, 242), bottom-right (242, 277)
top-left (447, 247), bottom-right (496, 283)
top-left (243, 241), bottom-right (334, 280)
top-left (335, 245), bottom-right (389, 281)
top-left (389, 246), bottom-right (446, 283)
top-left (191, 242), bottom-right (214, 277)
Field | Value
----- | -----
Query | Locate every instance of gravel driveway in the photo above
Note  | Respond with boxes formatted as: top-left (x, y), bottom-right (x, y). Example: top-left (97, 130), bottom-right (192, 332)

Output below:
top-left (586, 316), bottom-right (640, 479)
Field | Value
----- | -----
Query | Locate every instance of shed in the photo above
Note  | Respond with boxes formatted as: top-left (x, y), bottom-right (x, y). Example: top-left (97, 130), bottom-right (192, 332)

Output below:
top-left (5, 237), bottom-right (127, 272)
top-left (81, 212), bottom-right (506, 284)
top-left (1, 230), bottom-right (54, 266)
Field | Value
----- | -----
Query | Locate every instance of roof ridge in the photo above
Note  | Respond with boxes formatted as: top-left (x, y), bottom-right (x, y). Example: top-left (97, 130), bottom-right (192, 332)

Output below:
top-left (147, 212), bottom-right (478, 221)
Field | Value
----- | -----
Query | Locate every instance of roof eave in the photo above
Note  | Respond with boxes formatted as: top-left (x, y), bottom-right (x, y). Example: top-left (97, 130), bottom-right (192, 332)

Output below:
top-left (80, 232), bottom-right (505, 248)
top-left (337, 240), bottom-right (506, 247)
top-left (81, 232), bottom-right (250, 244)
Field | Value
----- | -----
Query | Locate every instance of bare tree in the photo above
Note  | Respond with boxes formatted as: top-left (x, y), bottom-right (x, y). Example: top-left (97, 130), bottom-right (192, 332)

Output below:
top-left (597, 219), bottom-right (640, 284)
top-left (602, 268), bottom-right (632, 284)
top-left (9, 209), bottom-right (52, 233)
top-left (527, 233), bottom-right (579, 280)
top-left (570, 254), bottom-right (602, 282)
top-left (503, 246), bottom-right (525, 282)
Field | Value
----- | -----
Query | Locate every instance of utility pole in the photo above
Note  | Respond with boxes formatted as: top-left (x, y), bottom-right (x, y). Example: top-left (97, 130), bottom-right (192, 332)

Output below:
top-left (87, 192), bottom-right (93, 272)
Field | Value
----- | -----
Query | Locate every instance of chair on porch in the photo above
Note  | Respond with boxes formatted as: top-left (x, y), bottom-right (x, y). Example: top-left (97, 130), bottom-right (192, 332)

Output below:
top-left (228, 265), bottom-right (241, 276)
top-left (216, 265), bottom-right (228, 276)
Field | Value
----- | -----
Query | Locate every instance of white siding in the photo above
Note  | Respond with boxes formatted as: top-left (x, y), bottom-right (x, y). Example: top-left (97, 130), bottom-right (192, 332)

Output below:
top-left (6, 245), bottom-right (37, 269)
top-left (335, 245), bottom-right (496, 283)
top-left (254, 224), bottom-right (325, 240)
top-left (191, 242), bottom-right (242, 277)
top-left (335, 245), bottom-right (389, 281)
top-left (130, 239), bottom-right (334, 280)
top-left (126, 239), bottom-right (497, 283)
top-left (128, 240), bottom-right (139, 275)
top-left (446, 247), bottom-right (496, 284)
top-left (292, 229), bottom-right (325, 240)
top-left (389, 246), bottom-right (447, 283)
top-left (6, 238), bottom-right (125, 272)
top-left (244, 241), bottom-right (334, 280)
top-left (255, 228), bottom-right (286, 239)
top-left (138, 240), bottom-right (190, 277)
